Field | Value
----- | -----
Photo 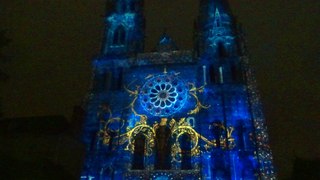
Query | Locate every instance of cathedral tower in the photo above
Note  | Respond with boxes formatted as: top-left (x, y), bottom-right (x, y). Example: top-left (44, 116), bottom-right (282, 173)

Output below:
top-left (81, 0), bottom-right (276, 179)
top-left (199, 0), bottom-right (236, 56)
top-left (102, 0), bottom-right (145, 56)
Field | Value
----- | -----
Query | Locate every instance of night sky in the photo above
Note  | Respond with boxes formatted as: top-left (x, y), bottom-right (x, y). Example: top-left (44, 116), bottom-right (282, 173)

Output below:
top-left (1, 0), bottom-right (319, 179)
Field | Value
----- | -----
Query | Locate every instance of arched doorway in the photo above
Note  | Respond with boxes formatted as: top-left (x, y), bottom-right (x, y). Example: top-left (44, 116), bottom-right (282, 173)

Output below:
top-left (155, 118), bottom-right (172, 170)
top-left (132, 133), bottom-right (146, 169)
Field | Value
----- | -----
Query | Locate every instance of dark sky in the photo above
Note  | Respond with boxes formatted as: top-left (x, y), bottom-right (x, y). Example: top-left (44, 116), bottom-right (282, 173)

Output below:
top-left (1, 0), bottom-right (319, 179)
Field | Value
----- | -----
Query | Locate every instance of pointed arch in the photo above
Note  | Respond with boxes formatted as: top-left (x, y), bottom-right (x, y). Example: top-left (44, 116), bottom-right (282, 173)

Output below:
top-left (209, 65), bottom-right (217, 84)
top-left (113, 25), bottom-right (126, 45)
top-left (155, 125), bottom-right (172, 170)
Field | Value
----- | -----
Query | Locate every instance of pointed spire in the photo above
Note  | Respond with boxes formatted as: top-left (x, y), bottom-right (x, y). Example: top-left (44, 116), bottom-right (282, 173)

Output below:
top-left (214, 8), bottom-right (221, 27)
top-left (198, 0), bottom-right (237, 57)
top-left (215, 8), bottom-right (221, 16)
top-left (156, 31), bottom-right (178, 52)
top-left (212, 0), bottom-right (232, 15)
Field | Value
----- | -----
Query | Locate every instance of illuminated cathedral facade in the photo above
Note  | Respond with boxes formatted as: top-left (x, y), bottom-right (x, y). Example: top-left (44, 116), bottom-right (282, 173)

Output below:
top-left (80, 0), bottom-right (276, 179)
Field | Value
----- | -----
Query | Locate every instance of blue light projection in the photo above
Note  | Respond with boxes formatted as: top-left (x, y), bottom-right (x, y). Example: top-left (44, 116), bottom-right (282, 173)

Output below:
top-left (81, 0), bottom-right (276, 179)
top-left (107, 13), bottom-right (136, 28)
top-left (103, 0), bottom-right (144, 55)
top-left (151, 171), bottom-right (174, 180)
top-left (139, 73), bottom-right (188, 117)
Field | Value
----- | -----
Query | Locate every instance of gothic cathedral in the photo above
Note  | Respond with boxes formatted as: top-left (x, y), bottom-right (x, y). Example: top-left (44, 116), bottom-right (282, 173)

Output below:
top-left (80, 0), bottom-right (276, 179)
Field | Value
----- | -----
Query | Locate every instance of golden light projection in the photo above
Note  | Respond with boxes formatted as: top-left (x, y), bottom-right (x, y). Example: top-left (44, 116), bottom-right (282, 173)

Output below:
top-left (81, 0), bottom-right (277, 178)
top-left (98, 72), bottom-right (236, 160)
top-left (99, 114), bottom-right (236, 159)
top-left (187, 83), bottom-right (211, 115)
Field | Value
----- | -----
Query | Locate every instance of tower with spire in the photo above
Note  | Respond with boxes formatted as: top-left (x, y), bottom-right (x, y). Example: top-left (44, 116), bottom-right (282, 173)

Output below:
top-left (80, 0), bottom-right (276, 179)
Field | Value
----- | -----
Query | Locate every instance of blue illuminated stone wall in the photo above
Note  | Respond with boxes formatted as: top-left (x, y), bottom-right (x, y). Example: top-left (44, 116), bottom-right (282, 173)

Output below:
top-left (80, 0), bottom-right (276, 179)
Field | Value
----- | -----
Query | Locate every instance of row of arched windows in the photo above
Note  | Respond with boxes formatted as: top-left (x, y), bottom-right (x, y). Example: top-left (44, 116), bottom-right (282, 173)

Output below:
top-left (92, 68), bottom-right (123, 92)
top-left (208, 63), bottom-right (243, 84)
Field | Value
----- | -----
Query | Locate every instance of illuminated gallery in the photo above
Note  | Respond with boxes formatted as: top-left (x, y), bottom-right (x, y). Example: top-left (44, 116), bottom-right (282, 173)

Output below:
top-left (80, 0), bottom-right (276, 179)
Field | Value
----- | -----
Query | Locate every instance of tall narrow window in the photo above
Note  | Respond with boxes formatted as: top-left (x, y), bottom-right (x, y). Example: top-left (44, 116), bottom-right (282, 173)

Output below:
top-left (155, 119), bottom-right (171, 170)
top-left (113, 26), bottom-right (126, 45)
top-left (117, 68), bottom-right (123, 90)
top-left (215, 18), bottom-right (221, 27)
top-left (180, 134), bottom-right (192, 170)
top-left (132, 133), bottom-right (146, 169)
top-left (110, 68), bottom-right (123, 91)
top-left (209, 65), bottom-right (216, 84)
top-left (105, 72), bottom-right (112, 90)
top-left (217, 42), bottom-right (228, 57)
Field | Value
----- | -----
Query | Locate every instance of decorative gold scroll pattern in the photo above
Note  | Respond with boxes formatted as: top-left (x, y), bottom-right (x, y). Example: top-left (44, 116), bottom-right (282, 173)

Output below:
top-left (120, 122), bottom-right (156, 156)
top-left (211, 123), bottom-right (236, 149)
top-left (97, 105), bottom-right (124, 145)
top-left (124, 84), bottom-right (147, 121)
top-left (98, 72), bottom-right (234, 159)
top-left (99, 114), bottom-right (236, 160)
top-left (187, 83), bottom-right (211, 115)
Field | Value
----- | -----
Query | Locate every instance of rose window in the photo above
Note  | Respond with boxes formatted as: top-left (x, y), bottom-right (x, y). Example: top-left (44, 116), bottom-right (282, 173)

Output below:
top-left (139, 73), bottom-right (188, 117)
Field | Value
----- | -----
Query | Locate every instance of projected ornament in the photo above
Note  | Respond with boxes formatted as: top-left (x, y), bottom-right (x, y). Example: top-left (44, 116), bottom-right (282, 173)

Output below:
top-left (139, 73), bottom-right (188, 117)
